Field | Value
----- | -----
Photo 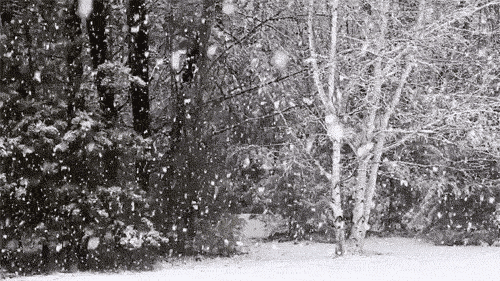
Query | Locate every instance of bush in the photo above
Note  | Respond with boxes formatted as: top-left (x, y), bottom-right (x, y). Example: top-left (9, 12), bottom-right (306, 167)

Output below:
top-left (227, 145), bottom-right (337, 241)
top-left (419, 186), bottom-right (500, 245)
top-left (370, 175), bottom-right (421, 235)
top-left (143, 137), bottom-right (245, 257)
top-left (424, 228), bottom-right (500, 246)
top-left (189, 213), bottom-right (245, 256)
top-left (0, 101), bottom-right (168, 273)
top-left (0, 183), bottom-right (168, 274)
top-left (0, 98), bottom-right (245, 275)
top-left (387, 175), bottom-right (500, 245)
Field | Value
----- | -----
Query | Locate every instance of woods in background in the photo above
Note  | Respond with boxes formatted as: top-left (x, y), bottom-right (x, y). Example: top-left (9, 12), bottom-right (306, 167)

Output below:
top-left (1, 0), bottom-right (500, 274)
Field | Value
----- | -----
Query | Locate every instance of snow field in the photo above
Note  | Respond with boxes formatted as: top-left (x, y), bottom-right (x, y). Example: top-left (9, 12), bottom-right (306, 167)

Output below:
top-left (9, 237), bottom-right (500, 281)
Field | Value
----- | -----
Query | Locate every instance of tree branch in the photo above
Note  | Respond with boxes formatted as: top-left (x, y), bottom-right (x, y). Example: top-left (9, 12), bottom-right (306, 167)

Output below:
top-left (307, 0), bottom-right (335, 115)
top-left (204, 69), bottom-right (307, 105)
top-left (211, 105), bottom-right (299, 135)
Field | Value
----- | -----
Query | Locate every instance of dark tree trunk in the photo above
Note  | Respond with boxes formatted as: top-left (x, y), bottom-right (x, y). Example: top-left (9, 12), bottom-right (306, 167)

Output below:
top-left (166, 0), bottom-right (219, 250)
top-left (128, 0), bottom-right (150, 190)
top-left (21, 25), bottom-right (36, 98)
top-left (65, 1), bottom-right (84, 120)
top-left (88, 0), bottom-right (116, 121)
top-left (0, 1), bottom-right (37, 98)
top-left (170, 0), bottom-right (216, 151)
top-left (170, 83), bottom-right (186, 152)
top-left (41, 242), bottom-right (52, 272)
top-left (87, 0), bottom-right (119, 185)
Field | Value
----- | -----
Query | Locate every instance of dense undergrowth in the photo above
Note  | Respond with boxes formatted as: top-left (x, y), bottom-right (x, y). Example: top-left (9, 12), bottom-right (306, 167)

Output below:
top-left (0, 99), bottom-right (244, 275)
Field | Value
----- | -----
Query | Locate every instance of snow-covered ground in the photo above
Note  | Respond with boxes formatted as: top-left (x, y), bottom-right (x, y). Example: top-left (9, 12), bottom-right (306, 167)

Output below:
top-left (9, 237), bottom-right (500, 281)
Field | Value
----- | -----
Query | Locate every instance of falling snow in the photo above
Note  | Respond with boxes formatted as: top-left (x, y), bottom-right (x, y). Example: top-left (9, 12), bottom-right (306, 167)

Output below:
top-left (271, 50), bottom-right (290, 69)
top-left (1, 0), bottom-right (500, 279)
top-left (130, 26), bottom-right (140, 33)
top-left (171, 49), bottom-right (186, 71)
top-left (86, 237), bottom-right (100, 250)
top-left (207, 45), bottom-right (218, 58)
top-left (222, 1), bottom-right (236, 15)
top-left (33, 71), bottom-right (41, 83)
top-left (77, 0), bottom-right (93, 20)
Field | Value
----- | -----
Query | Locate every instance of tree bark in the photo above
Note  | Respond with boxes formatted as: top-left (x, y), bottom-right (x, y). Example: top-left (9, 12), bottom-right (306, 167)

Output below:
top-left (365, 65), bottom-right (413, 214)
top-left (88, 0), bottom-right (116, 121)
top-left (128, 0), bottom-right (150, 190)
top-left (349, 0), bottom-right (420, 252)
top-left (65, 1), bottom-right (85, 120)
top-left (349, 0), bottom-right (389, 252)
top-left (86, 0), bottom-right (119, 185)
top-left (307, 0), bottom-right (345, 256)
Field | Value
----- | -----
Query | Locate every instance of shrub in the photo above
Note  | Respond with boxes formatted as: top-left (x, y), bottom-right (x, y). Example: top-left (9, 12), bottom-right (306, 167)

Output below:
top-left (370, 174), bottom-right (421, 235)
top-left (424, 228), bottom-right (499, 246)
top-left (227, 145), bottom-right (337, 241)
top-left (420, 186), bottom-right (500, 245)
top-left (0, 98), bottom-right (245, 275)
top-left (392, 176), bottom-right (500, 245)
top-left (189, 213), bottom-right (245, 256)
top-left (0, 100), bottom-right (168, 273)
top-left (147, 138), bottom-right (245, 257)
top-left (0, 182), bottom-right (169, 273)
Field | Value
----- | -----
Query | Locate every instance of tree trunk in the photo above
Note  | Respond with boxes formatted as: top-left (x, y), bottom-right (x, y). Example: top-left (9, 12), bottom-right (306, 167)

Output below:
top-left (327, 0), bottom-right (345, 256)
top-left (329, 125), bottom-right (345, 256)
top-left (172, 0), bottom-right (216, 145)
top-left (307, 0), bottom-right (345, 256)
top-left (128, 0), bottom-right (150, 137)
top-left (88, 0), bottom-right (116, 121)
top-left (87, 0), bottom-right (119, 185)
top-left (348, 0), bottom-right (418, 252)
top-left (350, 155), bottom-right (369, 250)
top-left (347, 0), bottom-right (389, 253)
top-left (358, 0), bottom-right (423, 232)
top-left (128, 0), bottom-right (150, 191)
top-left (363, 63), bottom-right (414, 233)
top-left (65, 1), bottom-right (85, 120)
top-left (22, 25), bottom-right (36, 98)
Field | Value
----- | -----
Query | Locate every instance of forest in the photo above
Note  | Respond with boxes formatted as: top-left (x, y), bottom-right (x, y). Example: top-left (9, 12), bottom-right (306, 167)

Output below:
top-left (1, 0), bottom-right (500, 275)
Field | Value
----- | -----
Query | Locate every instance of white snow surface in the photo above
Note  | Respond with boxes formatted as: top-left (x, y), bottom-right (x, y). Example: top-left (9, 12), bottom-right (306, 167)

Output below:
top-left (10, 237), bottom-right (500, 281)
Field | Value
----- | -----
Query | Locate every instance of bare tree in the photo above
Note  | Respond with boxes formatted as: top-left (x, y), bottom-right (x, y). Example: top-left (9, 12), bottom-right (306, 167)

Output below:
top-left (307, 0), bottom-right (420, 254)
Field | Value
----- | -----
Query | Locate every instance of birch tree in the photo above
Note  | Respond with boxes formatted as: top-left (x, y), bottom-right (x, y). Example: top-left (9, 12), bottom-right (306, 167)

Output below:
top-left (347, 0), bottom-right (417, 252)
top-left (307, 0), bottom-right (422, 254)
top-left (307, 0), bottom-right (346, 255)
top-left (306, 0), bottom-right (500, 254)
